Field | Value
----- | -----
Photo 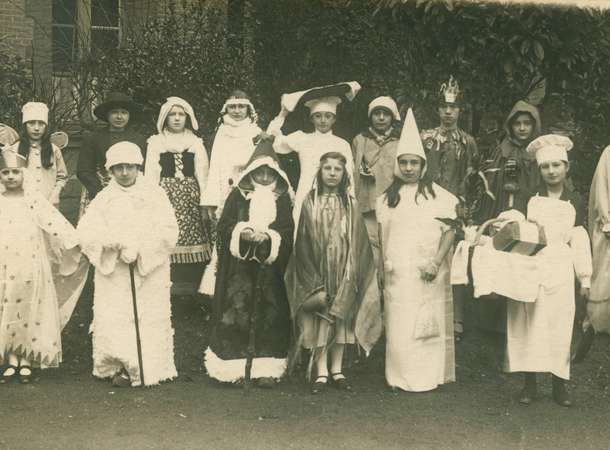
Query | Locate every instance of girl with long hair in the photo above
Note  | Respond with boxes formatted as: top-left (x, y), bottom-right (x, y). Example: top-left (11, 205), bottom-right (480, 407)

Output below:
top-left (379, 109), bottom-right (458, 392)
top-left (8, 102), bottom-right (68, 207)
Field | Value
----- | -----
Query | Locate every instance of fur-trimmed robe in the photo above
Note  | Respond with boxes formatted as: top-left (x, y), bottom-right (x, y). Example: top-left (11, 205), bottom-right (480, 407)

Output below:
top-left (204, 154), bottom-right (294, 383)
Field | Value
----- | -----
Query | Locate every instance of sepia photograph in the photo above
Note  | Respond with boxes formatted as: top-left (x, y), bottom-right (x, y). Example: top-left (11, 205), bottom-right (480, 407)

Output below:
top-left (0, 0), bottom-right (609, 448)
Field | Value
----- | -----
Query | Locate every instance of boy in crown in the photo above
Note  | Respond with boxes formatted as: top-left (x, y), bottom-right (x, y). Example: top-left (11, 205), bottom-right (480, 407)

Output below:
top-left (421, 76), bottom-right (479, 340)
top-left (420, 76), bottom-right (479, 199)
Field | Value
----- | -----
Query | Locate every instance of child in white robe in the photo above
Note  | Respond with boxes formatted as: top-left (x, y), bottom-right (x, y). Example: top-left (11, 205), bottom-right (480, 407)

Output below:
top-left (78, 141), bottom-right (179, 387)
top-left (267, 83), bottom-right (359, 229)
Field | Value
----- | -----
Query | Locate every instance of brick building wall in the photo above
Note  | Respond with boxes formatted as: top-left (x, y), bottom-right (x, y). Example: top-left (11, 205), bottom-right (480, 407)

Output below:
top-left (0, 0), bottom-right (34, 59)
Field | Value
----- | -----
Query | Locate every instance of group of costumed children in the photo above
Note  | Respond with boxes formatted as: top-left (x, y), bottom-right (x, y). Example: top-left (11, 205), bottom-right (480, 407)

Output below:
top-left (1, 79), bottom-right (608, 409)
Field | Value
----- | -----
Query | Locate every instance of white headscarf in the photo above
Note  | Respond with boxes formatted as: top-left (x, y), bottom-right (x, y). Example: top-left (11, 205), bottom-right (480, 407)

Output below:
top-left (156, 96), bottom-right (199, 133)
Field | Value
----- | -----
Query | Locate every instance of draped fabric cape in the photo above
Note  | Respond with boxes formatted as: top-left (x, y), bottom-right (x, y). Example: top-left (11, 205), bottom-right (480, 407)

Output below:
top-left (587, 145), bottom-right (610, 333)
top-left (0, 184), bottom-right (88, 368)
top-left (77, 177), bottom-right (179, 386)
top-left (204, 142), bottom-right (295, 383)
top-left (285, 191), bottom-right (382, 355)
top-left (505, 191), bottom-right (592, 380)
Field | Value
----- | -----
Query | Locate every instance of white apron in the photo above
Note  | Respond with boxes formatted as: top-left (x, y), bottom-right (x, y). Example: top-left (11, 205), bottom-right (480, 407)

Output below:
top-left (505, 195), bottom-right (591, 380)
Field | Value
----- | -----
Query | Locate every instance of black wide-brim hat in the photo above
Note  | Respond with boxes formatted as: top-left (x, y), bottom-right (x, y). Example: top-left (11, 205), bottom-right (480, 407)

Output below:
top-left (93, 92), bottom-right (142, 122)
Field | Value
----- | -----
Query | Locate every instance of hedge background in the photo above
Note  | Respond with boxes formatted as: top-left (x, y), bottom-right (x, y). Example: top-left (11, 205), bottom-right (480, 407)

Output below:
top-left (2, 0), bottom-right (610, 197)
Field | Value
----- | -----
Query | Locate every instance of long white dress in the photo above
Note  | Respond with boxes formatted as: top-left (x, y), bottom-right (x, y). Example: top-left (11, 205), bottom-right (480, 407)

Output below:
top-left (268, 125), bottom-right (354, 227)
top-left (505, 195), bottom-right (592, 380)
top-left (0, 191), bottom-right (87, 368)
top-left (378, 183), bottom-right (457, 392)
top-left (77, 177), bottom-right (179, 386)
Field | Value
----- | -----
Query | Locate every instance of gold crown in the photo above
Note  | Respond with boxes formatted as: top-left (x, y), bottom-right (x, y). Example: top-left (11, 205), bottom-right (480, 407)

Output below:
top-left (439, 75), bottom-right (461, 104)
top-left (0, 149), bottom-right (27, 170)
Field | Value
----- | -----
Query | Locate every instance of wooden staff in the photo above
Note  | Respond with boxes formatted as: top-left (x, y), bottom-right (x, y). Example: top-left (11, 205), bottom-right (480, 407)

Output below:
top-left (244, 264), bottom-right (265, 389)
top-left (129, 263), bottom-right (145, 387)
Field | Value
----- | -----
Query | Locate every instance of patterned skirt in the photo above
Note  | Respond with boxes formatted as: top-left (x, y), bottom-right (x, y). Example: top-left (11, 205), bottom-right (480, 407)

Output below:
top-left (160, 176), bottom-right (211, 264)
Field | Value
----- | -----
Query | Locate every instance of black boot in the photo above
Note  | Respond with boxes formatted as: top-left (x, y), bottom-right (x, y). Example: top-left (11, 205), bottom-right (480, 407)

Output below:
top-left (552, 375), bottom-right (572, 407)
top-left (518, 372), bottom-right (537, 405)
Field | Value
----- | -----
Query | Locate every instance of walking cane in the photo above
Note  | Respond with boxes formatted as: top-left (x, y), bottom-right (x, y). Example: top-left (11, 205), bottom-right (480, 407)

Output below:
top-left (129, 263), bottom-right (146, 387)
top-left (244, 264), bottom-right (265, 390)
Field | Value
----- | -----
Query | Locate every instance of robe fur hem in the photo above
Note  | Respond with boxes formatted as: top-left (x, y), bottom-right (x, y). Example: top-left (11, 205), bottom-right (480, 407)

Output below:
top-left (203, 347), bottom-right (286, 382)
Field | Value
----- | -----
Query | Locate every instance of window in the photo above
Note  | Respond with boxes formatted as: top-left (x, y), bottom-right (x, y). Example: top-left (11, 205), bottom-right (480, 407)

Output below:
top-left (52, 0), bottom-right (77, 69)
top-left (91, 0), bottom-right (120, 55)
top-left (52, 0), bottom-right (121, 72)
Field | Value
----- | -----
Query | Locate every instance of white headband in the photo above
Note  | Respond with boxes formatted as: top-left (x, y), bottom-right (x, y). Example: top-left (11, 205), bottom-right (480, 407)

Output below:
top-left (305, 96), bottom-right (342, 116)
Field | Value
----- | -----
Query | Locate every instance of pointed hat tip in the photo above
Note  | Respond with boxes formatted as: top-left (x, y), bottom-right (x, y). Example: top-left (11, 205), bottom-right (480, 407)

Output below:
top-left (397, 108), bottom-right (426, 161)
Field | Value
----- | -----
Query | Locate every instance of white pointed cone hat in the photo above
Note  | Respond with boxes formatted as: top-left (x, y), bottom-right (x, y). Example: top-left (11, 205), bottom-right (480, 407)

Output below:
top-left (394, 108), bottom-right (427, 177)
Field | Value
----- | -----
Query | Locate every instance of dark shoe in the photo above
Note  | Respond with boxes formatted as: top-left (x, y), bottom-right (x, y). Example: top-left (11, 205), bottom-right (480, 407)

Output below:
top-left (256, 377), bottom-right (276, 389)
top-left (518, 387), bottom-right (536, 405)
top-left (0, 364), bottom-right (17, 384)
top-left (518, 373), bottom-right (537, 405)
top-left (112, 370), bottom-right (131, 388)
top-left (18, 366), bottom-right (32, 384)
top-left (331, 373), bottom-right (352, 391)
top-left (311, 375), bottom-right (328, 395)
top-left (552, 377), bottom-right (572, 407)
